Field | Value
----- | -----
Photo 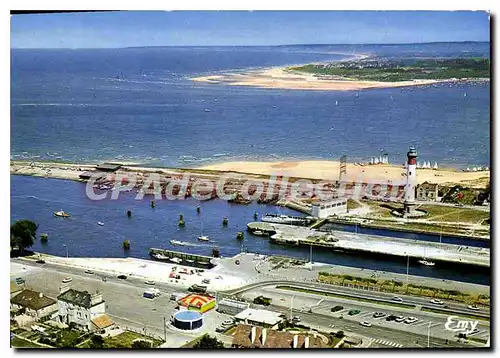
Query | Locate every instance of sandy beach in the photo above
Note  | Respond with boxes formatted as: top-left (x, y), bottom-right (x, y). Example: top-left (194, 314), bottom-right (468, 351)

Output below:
top-left (10, 160), bottom-right (490, 188)
top-left (197, 160), bottom-right (490, 188)
top-left (191, 66), bottom-right (444, 91)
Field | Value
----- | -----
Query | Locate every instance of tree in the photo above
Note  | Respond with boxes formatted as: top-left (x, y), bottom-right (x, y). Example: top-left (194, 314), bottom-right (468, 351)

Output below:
top-left (192, 334), bottom-right (224, 349)
top-left (88, 334), bottom-right (104, 348)
top-left (10, 220), bottom-right (38, 254)
top-left (131, 340), bottom-right (152, 348)
top-left (122, 240), bottom-right (131, 250)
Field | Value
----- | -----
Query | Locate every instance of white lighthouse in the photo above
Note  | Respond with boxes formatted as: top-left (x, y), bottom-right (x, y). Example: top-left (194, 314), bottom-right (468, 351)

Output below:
top-left (404, 146), bottom-right (417, 215)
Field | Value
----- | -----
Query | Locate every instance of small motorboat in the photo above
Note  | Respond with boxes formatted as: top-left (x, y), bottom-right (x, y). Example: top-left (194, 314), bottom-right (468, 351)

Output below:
top-left (54, 210), bottom-right (71, 218)
top-left (170, 240), bottom-right (188, 246)
top-left (170, 257), bottom-right (182, 264)
top-left (418, 259), bottom-right (435, 266)
top-left (198, 235), bottom-right (209, 242)
top-left (97, 222), bottom-right (104, 226)
top-left (253, 230), bottom-right (264, 236)
top-left (186, 259), bottom-right (194, 263)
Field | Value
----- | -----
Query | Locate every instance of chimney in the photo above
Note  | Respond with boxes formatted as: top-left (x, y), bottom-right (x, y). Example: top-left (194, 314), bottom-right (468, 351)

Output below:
top-left (251, 326), bottom-right (257, 344)
top-left (261, 328), bottom-right (267, 345)
top-left (304, 336), bottom-right (310, 349)
top-left (39, 292), bottom-right (43, 298)
top-left (293, 335), bottom-right (298, 349)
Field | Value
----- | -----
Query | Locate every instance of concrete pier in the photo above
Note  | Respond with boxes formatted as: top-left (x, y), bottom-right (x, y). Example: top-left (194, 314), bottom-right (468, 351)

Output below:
top-left (246, 222), bottom-right (489, 267)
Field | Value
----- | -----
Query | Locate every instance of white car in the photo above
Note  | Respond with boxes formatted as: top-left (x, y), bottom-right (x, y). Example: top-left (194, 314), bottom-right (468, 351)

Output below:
top-left (392, 296), bottom-right (403, 302)
top-left (359, 321), bottom-right (372, 327)
top-left (394, 316), bottom-right (406, 323)
top-left (222, 319), bottom-right (234, 326)
top-left (430, 299), bottom-right (444, 305)
top-left (62, 277), bottom-right (72, 283)
top-left (85, 269), bottom-right (94, 274)
top-left (467, 305), bottom-right (480, 311)
top-left (404, 317), bottom-right (419, 324)
top-left (145, 280), bottom-right (156, 285)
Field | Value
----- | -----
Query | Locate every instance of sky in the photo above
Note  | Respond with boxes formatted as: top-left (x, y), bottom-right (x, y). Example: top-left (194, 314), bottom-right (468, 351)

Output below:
top-left (10, 11), bottom-right (490, 48)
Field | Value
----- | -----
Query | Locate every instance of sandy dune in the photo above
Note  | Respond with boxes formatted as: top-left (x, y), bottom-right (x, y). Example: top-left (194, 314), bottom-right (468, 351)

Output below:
top-left (197, 160), bottom-right (490, 188)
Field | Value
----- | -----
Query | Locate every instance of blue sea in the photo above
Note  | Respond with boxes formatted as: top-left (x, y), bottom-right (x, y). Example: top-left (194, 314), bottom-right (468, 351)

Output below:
top-left (11, 42), bottom-right (490, 168)
top-left (10, 42), bottom-right (491, 285)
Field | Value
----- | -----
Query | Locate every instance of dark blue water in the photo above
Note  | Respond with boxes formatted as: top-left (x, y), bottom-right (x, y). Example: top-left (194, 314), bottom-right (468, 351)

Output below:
top-left (321, 223), bottom-right (489, 248)
top-left (11, 43), bottom-right (490, 168)
top-left (10, 175), bottom-right (489, 285)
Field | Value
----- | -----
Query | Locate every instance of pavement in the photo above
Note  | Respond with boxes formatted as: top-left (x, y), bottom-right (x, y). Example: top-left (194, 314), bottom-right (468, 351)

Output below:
top-left (10, 261), bottom-right (234, 348)
top-left (239, 286), bottom-right (490, 343)
top-left (11, 260), bottom-right (488, 349)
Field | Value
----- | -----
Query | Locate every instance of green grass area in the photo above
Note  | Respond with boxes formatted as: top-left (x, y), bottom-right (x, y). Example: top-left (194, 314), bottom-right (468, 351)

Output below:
top-left (347, 199), bottom-right (362, 210)
top-left (276, 285), bottom-right (416, 310)
top-left (468, 336), bottom-right (488, 344)
top-left (11, 336), bottom-right (47, 348)
top-left (420, 307), bottom-right (489, 321)
top-left (289, 58), bottom-right (490, 82)
top-left (103, 331), bottom-right (162, 348)
top-left (180, 335), bottom-right (204, 348)
top-left (420, 205), bottom-right (489, 223)
top-left (329, 335), bottom-right (343, 347)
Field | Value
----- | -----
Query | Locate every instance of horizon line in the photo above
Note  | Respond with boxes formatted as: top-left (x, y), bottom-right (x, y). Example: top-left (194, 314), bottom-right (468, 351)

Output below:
top-left (10, 40), bottom-right (490, 50)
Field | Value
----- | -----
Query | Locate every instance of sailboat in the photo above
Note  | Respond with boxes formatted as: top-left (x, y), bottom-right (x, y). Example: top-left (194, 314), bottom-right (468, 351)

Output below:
top-left (198, 209), bottom-right (209, 241)
top-left (433, 162), bottom-right (439, 170)
top-left (418, 247), bottom-right (435, 266)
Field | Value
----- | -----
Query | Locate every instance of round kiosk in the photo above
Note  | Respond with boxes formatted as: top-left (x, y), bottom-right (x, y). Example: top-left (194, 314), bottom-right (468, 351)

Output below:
top-left (173, 310), bottom-right (204, 330)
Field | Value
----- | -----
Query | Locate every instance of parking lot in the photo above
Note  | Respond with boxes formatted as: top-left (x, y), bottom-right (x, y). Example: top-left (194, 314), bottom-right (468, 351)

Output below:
top-left (240, 286), bottom-right (490, 342)
top-left (11, 261), bottom-right (235, 347)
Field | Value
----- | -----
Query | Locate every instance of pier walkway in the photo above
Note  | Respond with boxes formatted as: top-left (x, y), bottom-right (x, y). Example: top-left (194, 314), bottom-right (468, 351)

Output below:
top-left (247, 222), bottom-right (489, 267)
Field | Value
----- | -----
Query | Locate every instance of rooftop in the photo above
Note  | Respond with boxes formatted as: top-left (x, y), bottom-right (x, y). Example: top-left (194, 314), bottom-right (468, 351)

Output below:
top-left (232, 324), bottom-right (325, 348)
top-left (11, 289), bottom-right (57, 311)
top-left (234, 308), bottom-right (283, 326)
top-left (92, 314), bottom-right (114, 329)
top-left (96, 163), bottom-right (122, 172)
top-left (57, 289), bottom-right (101, 308)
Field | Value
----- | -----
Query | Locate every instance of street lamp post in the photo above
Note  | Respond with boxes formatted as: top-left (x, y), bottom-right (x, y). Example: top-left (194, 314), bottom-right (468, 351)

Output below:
top-left (427, 321), bottom-right (432, 348)
top-left (290, 295), bottom-right (295, 321)
top-left (62, 244), bottom-right (68, 258)
top-left (406, 253), bottom-right (409, 286)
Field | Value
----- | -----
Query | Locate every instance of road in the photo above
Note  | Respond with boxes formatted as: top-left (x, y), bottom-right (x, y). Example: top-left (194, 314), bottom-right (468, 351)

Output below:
top-left (238, 286), bottom-right (490, 344)
top-left (223, 278), bottom-right (490, 318)
top-left (12, 259), bottom-right (488, 348)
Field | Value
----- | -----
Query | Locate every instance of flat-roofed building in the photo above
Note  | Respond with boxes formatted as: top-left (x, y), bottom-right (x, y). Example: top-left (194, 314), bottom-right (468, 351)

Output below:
top-left (234, 308), bottom-right (283, 328)
top-left (311, 198), bottom-right (347, 218)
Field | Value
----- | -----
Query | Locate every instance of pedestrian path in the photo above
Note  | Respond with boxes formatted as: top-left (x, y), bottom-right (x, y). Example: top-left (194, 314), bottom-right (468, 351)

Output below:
top-left (370, 338), bottom-right (403, 348)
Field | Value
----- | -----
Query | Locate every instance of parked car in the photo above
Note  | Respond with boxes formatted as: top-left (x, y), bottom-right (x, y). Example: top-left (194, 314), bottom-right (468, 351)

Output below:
top-left (430, 299), bottom-right (444, 305)
top-left (348, 309), bottom-right (361, 316)
top-left (117, 275), bottom-right (127, 280)
top-left (15, 277), bottom-right (25, 285)
top-left (394, 316), bottom-right (406, 323)
top-left (404, 317), bottom-right (419, 324)
top-left (373, 312), bottom-right (386, 318)
top-left (202, 279), bottom-right (211, 284)
top-left (145, 280), bottom-right (156, 285)
top-left (385, 315), bottom-right (397, 322)
top-left (35, 259), bottom-right (46, 264)
top-left (331, 306), bottom-right (343, 312)
top-left (392, 296), bottom-right (403, 302)
top-left (215, 326), bottom-right (226, 333)
top-left (467, 305), bottom-right (480, 311)
top-left (359, 321), bottom-right (372, 327)
top-left (222, 319), bottom-right (234, 326)
top-left (85, 269), bottom-right (94, 274)
top-left (62, 277), bottom-right (72, 283)
top-left (292, 316), bottom-right (301, 322)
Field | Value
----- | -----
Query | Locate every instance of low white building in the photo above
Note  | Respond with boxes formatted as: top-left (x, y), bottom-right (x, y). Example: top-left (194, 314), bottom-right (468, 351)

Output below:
top-left (234, 308), bottom-right (283, 328)
top-left (311, 198), bottom-right (348, 218)
top-left (56, 285), bottom-right (107, 331)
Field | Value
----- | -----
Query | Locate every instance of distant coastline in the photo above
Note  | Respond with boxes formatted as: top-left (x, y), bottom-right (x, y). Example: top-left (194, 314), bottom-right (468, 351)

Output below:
top-left (191, 55), bottom-right (490, 92)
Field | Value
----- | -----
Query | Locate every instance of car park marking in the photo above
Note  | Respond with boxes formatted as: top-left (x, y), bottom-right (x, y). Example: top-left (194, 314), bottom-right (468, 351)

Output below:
top-left (371, 338), bottom-right (403, 348)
